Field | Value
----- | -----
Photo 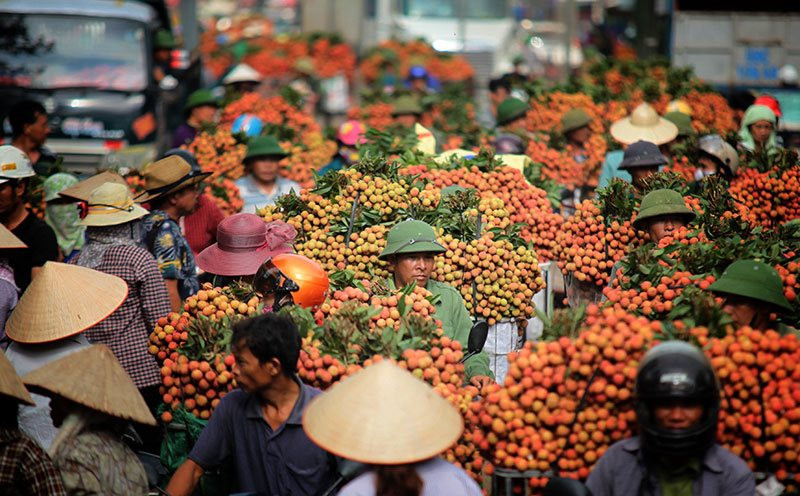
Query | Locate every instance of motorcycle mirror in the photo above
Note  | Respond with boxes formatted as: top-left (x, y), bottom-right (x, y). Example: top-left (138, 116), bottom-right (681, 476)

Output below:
top-left (467, 321), bottom-right (489, 355)
top-left (543, 477), bottom-right (592, 496)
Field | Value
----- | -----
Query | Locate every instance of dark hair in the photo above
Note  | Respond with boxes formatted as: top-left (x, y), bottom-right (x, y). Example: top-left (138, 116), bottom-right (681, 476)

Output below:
top-left (9, 100), bottom-right (47, 138)
top-left (231, 313), bottom-right (301, 376)
top-left (488, 76), bottom-right (511, 94)
top-left (375, 465), bottom-right (423, 496)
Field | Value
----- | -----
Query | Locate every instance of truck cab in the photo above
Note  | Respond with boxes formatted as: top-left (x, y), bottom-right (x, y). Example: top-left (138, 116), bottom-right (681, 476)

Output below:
top-left (0, 0), bottom-right (189, 173)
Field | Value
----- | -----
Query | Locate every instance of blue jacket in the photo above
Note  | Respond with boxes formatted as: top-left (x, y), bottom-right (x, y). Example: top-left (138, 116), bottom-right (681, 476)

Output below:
top-left (586, 437), bottom-right (754, 496)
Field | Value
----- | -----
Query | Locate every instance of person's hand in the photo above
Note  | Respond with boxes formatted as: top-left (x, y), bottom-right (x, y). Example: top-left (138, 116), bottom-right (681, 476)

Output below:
top-left (469, 375), bottom-right (493, 390)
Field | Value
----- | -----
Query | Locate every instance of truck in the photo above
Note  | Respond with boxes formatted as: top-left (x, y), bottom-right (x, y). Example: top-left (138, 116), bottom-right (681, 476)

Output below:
top-left (0, 0), bottom-right (199, 173)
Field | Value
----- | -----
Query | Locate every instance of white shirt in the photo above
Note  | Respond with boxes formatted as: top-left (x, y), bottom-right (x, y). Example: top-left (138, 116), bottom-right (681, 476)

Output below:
top-left (5, 334), bottom-right (91, 450)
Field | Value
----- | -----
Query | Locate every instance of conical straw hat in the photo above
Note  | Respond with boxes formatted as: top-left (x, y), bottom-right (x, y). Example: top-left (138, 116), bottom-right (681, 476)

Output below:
top-left (58, 171), bottom-right (128, 203)
top-left (5, 262), bottom-right (128, 344)
top-left (0, 223), bottom-right (26, 249)
top-left (302, 360), bottom-right (463, 464)
top-left (0, 350), bottom-right (34, 405)
top-left (23, 345), bottom-right (156, 425)
top-left (610, 103), bottom-right (679, 145)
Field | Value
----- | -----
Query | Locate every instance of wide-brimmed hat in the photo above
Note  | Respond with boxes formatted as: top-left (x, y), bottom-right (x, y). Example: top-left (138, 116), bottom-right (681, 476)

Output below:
top-left (708, 260), bottom-right (793, 312)
top-left (184, 89), bottom-right (219, 112)
top-left (391, 95), bottom-right (423, 116)
top-left (337, 120), bottom-right (367, 146)
top-left (303, 360), bottom-right (463, 464)
top-left (5, 262), bottom-right (128, 344)
top-left (134, 156), bottom-right (210, 203)
top-left (610, 103), bottom-right (678, 145)
top-left (58, 171), bottom-right (128, 203)
top-left (222, 63), bottom-right (262, 85)
top-left (80, 182), bottom-right (149, 227)
top-left (379, 220), bottom-right (445, 259)
top-left (23, 345), bottom-right (156, 426)
top-left (496, 97), bottom-right (528, 126)
top-left (197, 216), bottom-right (296, 276)
top-left (245, 136), bottom-right (288, 161)
top-left (0, 352), bottom-right (34, 405)
top-left (561, 108), bottom-right (593, 133)
top-left (618, 140), bottom-right (669, 171)
top-left (633, 189), bottom-right (696, 230)
top-left (0, 223), bottom-right (26, 249)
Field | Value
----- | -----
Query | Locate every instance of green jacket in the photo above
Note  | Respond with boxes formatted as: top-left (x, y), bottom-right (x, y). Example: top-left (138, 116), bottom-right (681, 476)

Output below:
top-left (386, 278), bottom-right (493, 380)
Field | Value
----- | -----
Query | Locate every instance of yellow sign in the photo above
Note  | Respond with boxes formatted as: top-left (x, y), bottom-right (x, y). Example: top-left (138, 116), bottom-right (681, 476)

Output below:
top-left (1, 162), bottom-right (17, 171)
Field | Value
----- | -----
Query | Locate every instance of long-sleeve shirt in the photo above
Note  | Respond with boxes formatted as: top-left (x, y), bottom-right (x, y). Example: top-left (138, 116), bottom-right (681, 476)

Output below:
top-left (74, 245), bottom-right (171, 388)
top-left (0, 428), bottom-right (67, 496)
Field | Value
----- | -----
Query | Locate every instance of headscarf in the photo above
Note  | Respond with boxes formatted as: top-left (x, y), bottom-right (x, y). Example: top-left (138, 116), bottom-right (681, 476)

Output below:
top-left (43, 173), bottom-right (86, 257)
top-left (73, 221), bottom-right (141, 269)
top-left (738, 104), bottom-right (778, 153)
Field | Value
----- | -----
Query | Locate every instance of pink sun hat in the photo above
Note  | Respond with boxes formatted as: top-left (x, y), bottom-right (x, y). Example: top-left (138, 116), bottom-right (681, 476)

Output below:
top-left (197, 214), bottom-right (297, 277)
top-left (337, 120), bottom-right (367, 146)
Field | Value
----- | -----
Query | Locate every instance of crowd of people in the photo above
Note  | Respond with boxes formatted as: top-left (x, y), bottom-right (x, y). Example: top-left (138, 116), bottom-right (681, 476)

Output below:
top-left (0, 49), bottom-right (796, 496)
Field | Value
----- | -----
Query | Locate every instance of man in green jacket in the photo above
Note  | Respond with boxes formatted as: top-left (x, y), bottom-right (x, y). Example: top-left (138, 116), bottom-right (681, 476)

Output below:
top-left (379, 220), bottom-right (494, 388)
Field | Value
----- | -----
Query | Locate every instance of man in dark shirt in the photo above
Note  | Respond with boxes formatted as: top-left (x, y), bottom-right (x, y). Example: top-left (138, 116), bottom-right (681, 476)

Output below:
top-left (0, 146), bottom-right (58, 291)
top-left (165, 313), bottom-right (337, 495)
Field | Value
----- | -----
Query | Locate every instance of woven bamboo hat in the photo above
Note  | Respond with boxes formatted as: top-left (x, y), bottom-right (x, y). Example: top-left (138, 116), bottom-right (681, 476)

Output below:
top-left (610, 103), bottom-right (678, 145)
top-left (0, 223), bottom-right (26, 249)
top-left (5, 262), bottom-right (128, 344)
top-left (23, 345), bottom-right (156, 425)
top-left (0, 350), bottom-right (34, 405)
top-left (58, 171), bottom-right (128, 203)
top-left (302, 360), bottom-right (463, 464)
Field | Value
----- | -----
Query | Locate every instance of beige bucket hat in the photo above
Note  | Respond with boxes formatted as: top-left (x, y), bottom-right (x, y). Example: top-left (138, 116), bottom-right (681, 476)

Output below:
top-left (0, 223), bottom-right (26, 249)
top-left (302, 360), bottom-right (463, 464)
top-left (5, 262), bottom-right (128, 344)
top-left (0, 350), bottom-right (34, 405)
top-left (80, 182), bottom-right (149, 227)
top-left (23, 344), bottom-right (156, 425)
top-left (58, 171), bottom-right (129, 203)
top-left (134, 155), bottom-right (210, 204)
top-left (610, 103), bottom-right (679, 145)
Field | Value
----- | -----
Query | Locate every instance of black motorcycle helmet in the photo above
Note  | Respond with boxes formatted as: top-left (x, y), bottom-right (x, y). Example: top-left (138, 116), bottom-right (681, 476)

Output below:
top-left (634, 341), bottom-right (720, 459)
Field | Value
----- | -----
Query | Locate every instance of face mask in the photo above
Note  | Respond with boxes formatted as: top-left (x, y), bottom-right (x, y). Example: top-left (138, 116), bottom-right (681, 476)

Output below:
top-left (694, 169), bottom-right (716, 181)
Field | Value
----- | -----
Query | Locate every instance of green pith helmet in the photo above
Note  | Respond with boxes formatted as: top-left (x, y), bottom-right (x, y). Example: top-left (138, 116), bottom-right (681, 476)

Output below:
top-left (633, 189), bottom-right (695, 230)
top-left (154, 29), bottom-right (177, 50)
top-left (561, 108), bottom-right (593, 134)
top-left (245, 135), bottom-right (288, 160)
top-left (391, 95), bottom-right (423, 116)
top-left (664, 111), bottom-right (695, 136)
top-left (184, 89), bottom-right (218, 112)
top-left (708, 260), bottom-right (793, 312)
top-left (496, 97), bottom-right (528, 126)
top-left (379, 220), bottom-right (445, 259)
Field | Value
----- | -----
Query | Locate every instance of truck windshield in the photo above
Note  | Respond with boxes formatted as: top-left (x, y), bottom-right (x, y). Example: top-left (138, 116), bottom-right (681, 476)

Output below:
top-left (401, 0), bottom-right (507, 19)
top-left (0, 14), bottom-right (147, 92)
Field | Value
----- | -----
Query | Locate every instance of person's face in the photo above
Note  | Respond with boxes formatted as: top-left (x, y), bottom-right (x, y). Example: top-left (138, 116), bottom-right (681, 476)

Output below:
top-left (0, 181), bottom-right (24, 215)
top-left (630, 167), bottom-right (659, 189)
top-left (154, 48), bottom-right (171, 63)
top-left (26, 112), bottom-right (50, 145)
top-left (567, 126), bottom-right (591, 146)
top-left (646, 215), bottom-right (687, 243)
top-left (750, 120), bottom-right (774, 145)
top-left (490, 88), bottom-right (509, 111)
top-left (395, 114), bottom-right (418, 128)
top-left (172, 185), bottom-right (200, 216)
top-left (720, 294), bottom-right (761, 328)
top-left (653, 400), bottom-right (704, 430)
top-left (232, 345), bottom-right (278, 394)
top-left (191, 105), bottom-right (218, 125)
top-left (390, 253), bottom-right (435, 288)
top-left (410, 77), bottom-right (427, 92)
top-left (697, 156), bottom-right (718, 175)
top-left (249, 156), bottom-right (283, 183)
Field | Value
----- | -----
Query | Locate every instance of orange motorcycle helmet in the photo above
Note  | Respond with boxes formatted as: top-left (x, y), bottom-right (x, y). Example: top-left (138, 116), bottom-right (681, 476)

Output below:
top-left (254, 253), bottom-right (329, 310)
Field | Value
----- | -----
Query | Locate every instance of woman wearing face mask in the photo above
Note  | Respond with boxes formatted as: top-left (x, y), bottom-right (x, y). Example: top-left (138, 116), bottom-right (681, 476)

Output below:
top-left (738, 104), bottom-right (779, 155)
top-left (688, 135), bottom-right (740, 194)
top-left (42, 173), bottom-right (85, 263)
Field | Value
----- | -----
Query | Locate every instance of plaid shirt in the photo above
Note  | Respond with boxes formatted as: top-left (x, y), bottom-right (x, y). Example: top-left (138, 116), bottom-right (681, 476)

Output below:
top-left (75, 245), bottom-right (171, 388)
top-left (0, 427), bottom-right (67, 496)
